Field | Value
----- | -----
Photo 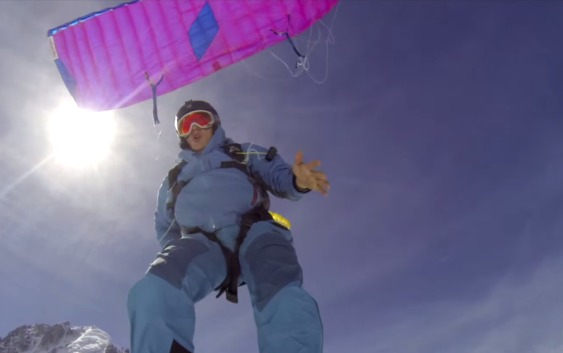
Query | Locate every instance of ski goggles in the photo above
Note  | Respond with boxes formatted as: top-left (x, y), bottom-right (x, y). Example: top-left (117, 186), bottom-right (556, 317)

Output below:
top-left (176, 110), bottom-right (215, 137)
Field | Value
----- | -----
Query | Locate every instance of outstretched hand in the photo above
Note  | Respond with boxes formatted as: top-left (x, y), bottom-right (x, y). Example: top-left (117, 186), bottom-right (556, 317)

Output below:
top-left (293, 151), bottom-right (331, 196)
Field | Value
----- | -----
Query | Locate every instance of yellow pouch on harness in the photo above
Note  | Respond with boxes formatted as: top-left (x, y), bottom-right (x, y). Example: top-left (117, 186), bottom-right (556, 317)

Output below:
top-left (269, 212), bottom-right (291, 230)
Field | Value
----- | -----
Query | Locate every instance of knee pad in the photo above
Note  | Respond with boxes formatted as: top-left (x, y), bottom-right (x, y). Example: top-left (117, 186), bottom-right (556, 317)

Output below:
top-left (147, 238), bottom-right (209, 289)
top-left (244, 233), bottom-right (303, 311)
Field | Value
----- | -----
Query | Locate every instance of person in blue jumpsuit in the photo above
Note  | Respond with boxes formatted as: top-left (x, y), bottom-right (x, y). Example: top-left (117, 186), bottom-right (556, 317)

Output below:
top-left (127, 100), bottom-right (330, 353)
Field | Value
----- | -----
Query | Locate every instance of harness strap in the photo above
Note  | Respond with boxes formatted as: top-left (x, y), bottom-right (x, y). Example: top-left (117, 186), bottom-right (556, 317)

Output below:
top-left (166, 161), bottom-right (187, 213)
top-left (182, 207), bottom-right (274, 304)
top-left (165, 141), bottom-right (276, 303)
top-left (220, 160), bottom-right (247, 175)
top-left (221, 143), bottom-right (271, 209)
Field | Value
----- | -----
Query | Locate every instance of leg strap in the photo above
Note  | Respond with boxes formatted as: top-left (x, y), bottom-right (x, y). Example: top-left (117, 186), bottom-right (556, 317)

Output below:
top-left (181, 207), bottom-right (274, 304)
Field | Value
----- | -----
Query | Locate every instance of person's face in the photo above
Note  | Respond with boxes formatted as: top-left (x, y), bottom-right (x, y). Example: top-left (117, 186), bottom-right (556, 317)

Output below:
top-left (187, 126), bottom-right (214, 152)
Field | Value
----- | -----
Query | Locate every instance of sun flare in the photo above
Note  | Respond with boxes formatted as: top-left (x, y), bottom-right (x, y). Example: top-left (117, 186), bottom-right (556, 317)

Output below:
top-left (49, 102), bottom-right (115, 167)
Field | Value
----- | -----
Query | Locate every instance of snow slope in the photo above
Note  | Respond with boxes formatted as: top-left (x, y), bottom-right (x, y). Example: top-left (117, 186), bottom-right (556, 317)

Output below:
top-left (0, 322), bottom-right (127, 353)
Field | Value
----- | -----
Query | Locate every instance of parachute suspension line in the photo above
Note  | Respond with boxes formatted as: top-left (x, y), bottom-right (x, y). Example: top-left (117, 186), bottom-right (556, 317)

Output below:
top-left (271, 14), bottom-right (307, 71)
top-left (269, 24), bottom-right (318, 79)
top-left (145, 71), bottom-right (164, 126)
top-left (266, 4), bottom-right (339, 84)
top-left (271, 15), bottom-right (306, 60)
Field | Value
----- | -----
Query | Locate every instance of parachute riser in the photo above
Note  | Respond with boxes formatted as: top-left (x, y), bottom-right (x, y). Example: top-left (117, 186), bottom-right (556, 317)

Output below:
top-left (271, 14), bottom-right (306, 68)
top-left (145, 71), bottom-right (164, 126)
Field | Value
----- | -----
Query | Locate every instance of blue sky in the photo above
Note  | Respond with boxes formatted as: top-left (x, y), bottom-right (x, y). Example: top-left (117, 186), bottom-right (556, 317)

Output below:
top-left (1, 1), bottom-right (563, 352)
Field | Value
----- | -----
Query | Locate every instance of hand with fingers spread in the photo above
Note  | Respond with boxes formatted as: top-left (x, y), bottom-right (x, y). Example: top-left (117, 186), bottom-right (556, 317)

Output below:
top-left (292, 151), bottom-right (331, 196)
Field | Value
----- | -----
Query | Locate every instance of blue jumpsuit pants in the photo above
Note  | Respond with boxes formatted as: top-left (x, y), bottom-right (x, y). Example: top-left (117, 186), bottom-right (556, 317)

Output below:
top-left (127, 221), bottom-right (323, 353)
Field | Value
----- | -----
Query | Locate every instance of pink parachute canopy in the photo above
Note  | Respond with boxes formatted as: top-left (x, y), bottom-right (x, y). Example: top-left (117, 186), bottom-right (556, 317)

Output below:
top-left (47, 0), bottom-right (338, 112)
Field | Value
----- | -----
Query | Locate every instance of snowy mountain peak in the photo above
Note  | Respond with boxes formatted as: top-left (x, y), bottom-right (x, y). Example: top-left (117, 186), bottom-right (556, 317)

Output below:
top-left (0, 322), bottom-right (128, 353)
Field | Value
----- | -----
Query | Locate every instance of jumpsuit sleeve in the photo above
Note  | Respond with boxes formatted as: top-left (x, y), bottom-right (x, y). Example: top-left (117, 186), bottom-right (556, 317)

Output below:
top-left (154, 176), bottom-right (181, 248)
top-left (242, 143), bottom-right (310, 201)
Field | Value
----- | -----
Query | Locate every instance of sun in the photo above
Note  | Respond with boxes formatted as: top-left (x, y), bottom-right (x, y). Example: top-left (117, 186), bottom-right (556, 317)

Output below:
top-left (48, 102), bottom-right (115, 167)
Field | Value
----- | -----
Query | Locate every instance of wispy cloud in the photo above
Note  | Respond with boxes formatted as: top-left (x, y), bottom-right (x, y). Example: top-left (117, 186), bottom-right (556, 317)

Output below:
top-left (327, 253), bottom-right (563, 353)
